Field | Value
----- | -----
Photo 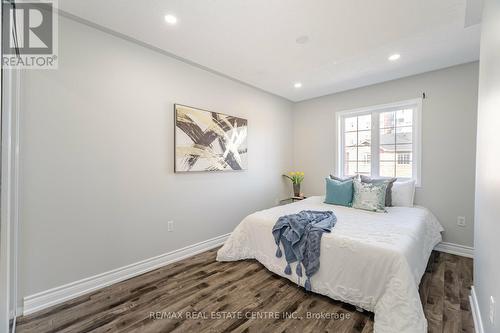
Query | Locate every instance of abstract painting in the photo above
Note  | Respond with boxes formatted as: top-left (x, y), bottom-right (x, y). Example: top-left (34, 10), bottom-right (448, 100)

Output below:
top-left (174, 104), bottom-right (248, 172)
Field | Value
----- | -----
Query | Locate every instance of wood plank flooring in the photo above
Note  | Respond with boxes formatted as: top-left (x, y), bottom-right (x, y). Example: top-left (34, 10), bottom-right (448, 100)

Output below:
top-left (16, 249), bottom-right (473, 333)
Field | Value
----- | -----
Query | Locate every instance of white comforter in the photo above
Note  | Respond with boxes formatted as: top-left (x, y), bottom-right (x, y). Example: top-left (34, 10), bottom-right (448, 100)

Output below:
top-left (217, 196), bottom-right (443, 333)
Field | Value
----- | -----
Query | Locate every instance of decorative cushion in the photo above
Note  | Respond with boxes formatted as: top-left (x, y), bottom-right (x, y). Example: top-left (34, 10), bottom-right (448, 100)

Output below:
top-left (352, 179), bottom-right (388, 212)
top-left (391, 180), bottom-right (416, 207)
top-left (360, 175), bottom-right (397, 206)
top-left (324, 177), bottom-right (353, 207)
top-left (330, 175), bottom-right (357, 182)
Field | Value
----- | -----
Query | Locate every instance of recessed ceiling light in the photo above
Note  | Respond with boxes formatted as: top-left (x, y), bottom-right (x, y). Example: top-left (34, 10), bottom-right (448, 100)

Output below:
top-left (164, 14), bottom-right (178, 25)
top-left (294, 82), bottom-right (302, 88)
top-left (388, 54), bottom-right (401, 61)
top-left (296, 35), bottom-right (309, 44)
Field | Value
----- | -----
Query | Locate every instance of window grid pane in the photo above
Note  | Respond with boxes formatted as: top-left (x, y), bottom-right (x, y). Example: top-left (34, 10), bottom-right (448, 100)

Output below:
top-left (343, 115), bottom-right (372, 176)
top-left (379, 109), bottom-right (413, 178)
top-left (340, 103), bottom-right (417, 181)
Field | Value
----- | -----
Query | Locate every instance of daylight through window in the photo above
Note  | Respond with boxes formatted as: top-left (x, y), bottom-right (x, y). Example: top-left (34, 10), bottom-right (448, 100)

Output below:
top-left (338, 99), bottom-right (421, 183)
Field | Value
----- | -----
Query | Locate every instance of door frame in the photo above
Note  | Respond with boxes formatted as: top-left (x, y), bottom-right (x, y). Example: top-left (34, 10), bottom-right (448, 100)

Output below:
top-left (1, 2), bottom-right (22, 326)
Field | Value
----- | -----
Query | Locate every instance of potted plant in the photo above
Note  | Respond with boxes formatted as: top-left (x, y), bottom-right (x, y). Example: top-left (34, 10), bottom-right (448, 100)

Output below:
top-left (283, 171), bottom-right (305, 197)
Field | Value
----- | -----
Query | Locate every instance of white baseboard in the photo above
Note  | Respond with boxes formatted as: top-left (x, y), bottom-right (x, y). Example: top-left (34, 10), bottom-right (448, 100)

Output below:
top-left (19, 237), bottom-right (474, 317)
top-left (470, 286), bottom-right (485, 333)
top-left (23, 233), bottom-right (230, 316)
top-left (434, 241), bottom-right (474, 258)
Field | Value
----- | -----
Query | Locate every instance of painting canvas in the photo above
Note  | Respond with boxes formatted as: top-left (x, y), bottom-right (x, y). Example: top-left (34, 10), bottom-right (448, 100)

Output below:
top-left (174, 104), bottom-right (248, 172)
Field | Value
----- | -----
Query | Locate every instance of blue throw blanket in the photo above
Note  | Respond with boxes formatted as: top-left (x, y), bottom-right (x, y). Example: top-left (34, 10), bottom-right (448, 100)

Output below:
top-left (272, 210), bottom-right (336, 291)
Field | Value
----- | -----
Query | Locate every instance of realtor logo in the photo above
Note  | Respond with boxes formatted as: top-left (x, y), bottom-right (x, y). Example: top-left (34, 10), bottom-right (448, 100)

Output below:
top-left (2, 0), bottom-right (58, 69)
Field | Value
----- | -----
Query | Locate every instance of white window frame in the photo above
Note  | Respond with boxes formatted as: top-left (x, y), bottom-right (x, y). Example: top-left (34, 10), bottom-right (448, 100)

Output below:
top-left (336, 98), bottom-right (422, 186)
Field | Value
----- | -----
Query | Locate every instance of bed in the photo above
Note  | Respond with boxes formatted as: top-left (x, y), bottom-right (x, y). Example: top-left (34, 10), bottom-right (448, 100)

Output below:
top-left (216, 196), bottom-right (444, 333)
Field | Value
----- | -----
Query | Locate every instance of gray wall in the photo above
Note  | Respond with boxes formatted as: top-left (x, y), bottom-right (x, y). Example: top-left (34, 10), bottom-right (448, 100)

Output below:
top-left (474, 0), bottom-right (500, 331)
top-left (19, 17), bottom-right (293, 297)
top-left (293, 62), bottom-right (479, 247)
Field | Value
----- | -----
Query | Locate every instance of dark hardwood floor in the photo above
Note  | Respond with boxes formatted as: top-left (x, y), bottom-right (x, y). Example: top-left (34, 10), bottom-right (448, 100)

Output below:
top-left (16, 249), bottom-right (473, 333)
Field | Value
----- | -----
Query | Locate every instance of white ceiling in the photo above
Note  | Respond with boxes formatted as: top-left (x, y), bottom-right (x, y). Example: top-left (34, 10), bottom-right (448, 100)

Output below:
top-left (58, 0), bottom-right (481, 102)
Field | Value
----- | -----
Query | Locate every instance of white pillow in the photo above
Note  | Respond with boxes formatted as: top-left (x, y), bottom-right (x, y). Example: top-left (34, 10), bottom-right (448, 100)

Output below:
top-left (391, 180), bottom-right (416, 207)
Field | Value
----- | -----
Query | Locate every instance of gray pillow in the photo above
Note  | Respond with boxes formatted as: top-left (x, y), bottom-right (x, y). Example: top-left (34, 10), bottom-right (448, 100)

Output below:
top-left (330, 175), bottom-right (357, 181)
top-left (360, 175), bottom-right (397, 207)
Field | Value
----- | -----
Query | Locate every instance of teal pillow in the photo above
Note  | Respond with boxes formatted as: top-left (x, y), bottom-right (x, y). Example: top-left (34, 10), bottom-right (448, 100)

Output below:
top-left (324, 177), bottom-right (353, 207)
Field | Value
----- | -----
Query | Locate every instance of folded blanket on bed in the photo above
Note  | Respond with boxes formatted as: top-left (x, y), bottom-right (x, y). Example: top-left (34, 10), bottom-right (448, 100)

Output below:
top-left (272, 210), bottom-right (336, 291)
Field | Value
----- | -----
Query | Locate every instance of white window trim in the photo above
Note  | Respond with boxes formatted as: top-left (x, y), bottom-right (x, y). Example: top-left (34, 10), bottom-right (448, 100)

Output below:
top-left (336, 98), bottom-right (422, 187)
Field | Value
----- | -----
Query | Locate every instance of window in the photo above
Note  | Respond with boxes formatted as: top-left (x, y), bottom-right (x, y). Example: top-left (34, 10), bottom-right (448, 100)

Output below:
top-left (337, 99), bottom-right (421, 185)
